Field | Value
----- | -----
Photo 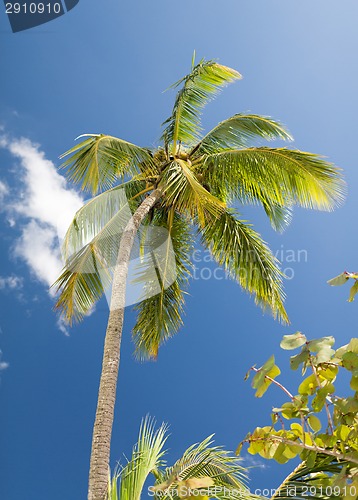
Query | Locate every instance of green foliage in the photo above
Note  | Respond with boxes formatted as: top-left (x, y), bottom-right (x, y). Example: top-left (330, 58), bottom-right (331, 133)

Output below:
top-left (239, 334), bottom-right (358, 499)
top-left (199, 210), bottom-right (288, 323)
top-left (281, 332), bottom-right (307, 350)
top-left (132, 210), bottom-right (193, 360)
top-left (192, 114), bottom-right (293, 156)
top-left (108, 417), bottom-right (168, 500)
top-left (199, 148), bottom-right (344, 212)
top-left (161, 60), bottom-right (242, 150)
top-left (250, 355), bottom-right (281, 398)
top-left (328, 272), bottom-right (358, 302)
top-left (108, 417), bottom-right (251, 500)
top-left (55, 57), bottom-right (345, 357)
top-left (60, 135), bottom-right (156, 195)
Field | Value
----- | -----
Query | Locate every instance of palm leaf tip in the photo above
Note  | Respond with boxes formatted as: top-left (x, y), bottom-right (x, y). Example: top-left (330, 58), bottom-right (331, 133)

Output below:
top-left (132, 210), bottom-right (193, 361)
top-left (118, 416), bottom-right (169, 500)
top-left (199, 210), bottom-right (289, 325)
top-left (162, 60), bottom-right (242, 149)
top-left (52, 243), bottom-right (109, 324)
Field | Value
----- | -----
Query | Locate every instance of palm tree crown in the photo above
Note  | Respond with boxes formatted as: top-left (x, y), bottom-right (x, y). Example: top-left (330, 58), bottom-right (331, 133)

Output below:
top-left (54, 58), bottom-right (344, 360)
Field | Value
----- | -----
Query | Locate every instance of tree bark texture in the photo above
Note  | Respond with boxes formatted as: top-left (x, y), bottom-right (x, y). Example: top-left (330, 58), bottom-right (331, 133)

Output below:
top-left (88, 189), bottom-right (162, 500)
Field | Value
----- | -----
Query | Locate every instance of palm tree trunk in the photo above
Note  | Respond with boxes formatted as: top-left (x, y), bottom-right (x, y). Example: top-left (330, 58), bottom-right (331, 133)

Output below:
top-left (88, 188), bottom-right (162, 500)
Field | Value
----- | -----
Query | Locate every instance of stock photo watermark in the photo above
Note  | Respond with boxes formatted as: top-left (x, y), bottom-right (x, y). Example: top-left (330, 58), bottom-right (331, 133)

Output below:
top-left (191, 246), bottom-right (308, 282)
top-left (148, 484), bottom-right (357, 498)
top-left (57, 186), bottom-right (309, 313)
top-left (3, 0), bottom-right (79, 32)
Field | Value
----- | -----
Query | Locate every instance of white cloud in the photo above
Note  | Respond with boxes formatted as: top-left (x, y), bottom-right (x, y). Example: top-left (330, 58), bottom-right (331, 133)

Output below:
top-left (0, 134), bottom-right (84, 334)
top-left (6, 137), bottom-right (83, 239)
top-left (0, 275), bottom-right (23, 290)
top-left (0, 180), bottom-right (8, 202)
top-left (0, 351), bottom-right (9, 371)
top-left (56, 317), bottom-right (70, 337)
top-left (0, 136), bottom-right (83, 290)
top-left (14, 220), bottom-right (63, 289)
top-left (242, 455), bottom-right (268, 469)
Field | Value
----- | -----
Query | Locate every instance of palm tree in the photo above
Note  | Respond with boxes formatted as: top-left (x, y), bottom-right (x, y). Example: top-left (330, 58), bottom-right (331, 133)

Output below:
top-left (54, 58), bottom-right (344, 499)
top-left (268, 456), bottom-right (356, 500)
top-left (108, 416), bottom-right (251, 500)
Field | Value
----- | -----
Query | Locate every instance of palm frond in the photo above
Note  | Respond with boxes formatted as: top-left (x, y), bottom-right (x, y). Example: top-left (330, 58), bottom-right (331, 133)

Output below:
top-left (160, 160), bottom-right (225, 226)
top-left (54, 188), bottom-right (140, 322)
top-left (153, 435), bottom-right (250, 499)
top-left (108, 466), bottom-right (120, 500)
top-left (161, 60), bottom-right (241, 151)
top-left (236, 189), bottom-right (293, 233)
top-left (132, 210), bottom-right (193, 360)
top-left (271, 456), bottom-right (355, 500)
top-left (199, 209), bottom-right (289, 324)
top-left (191, 114), bottom-right (292, 156)
top-left (60, 134), bottom-right (156, 194)
top-left (262, 201), bottom-right (293, 233)
top-left (53, 242), bottom-right (111, 323)
top-left (119, 416), bottom-right (168, 500)
top-left (62, 182), bottom-right (137, 260)
top-left (201, 147), bottom-right (345, 211)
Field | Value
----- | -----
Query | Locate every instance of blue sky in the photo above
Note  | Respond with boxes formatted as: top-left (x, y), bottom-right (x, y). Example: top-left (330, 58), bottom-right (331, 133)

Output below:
top-left (1, 1), bottom-right (358, 498)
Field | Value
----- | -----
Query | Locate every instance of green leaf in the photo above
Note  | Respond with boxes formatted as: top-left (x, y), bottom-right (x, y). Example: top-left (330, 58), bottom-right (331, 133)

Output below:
top-left (312, 384), bottom-right (335, 412)
top-left (273, 443), bottom-right (290, 464)
top-left (247, 440), bottom-right (265, 455)
top-left (235, 442), bottom-right (243, 456)
top-left (307, 337), bottom-right (335, 364)
top-left (308, 336), bottom-right (335, 352)
top-left (342, 352), bottom-right (358, 371)
top-left (261, 355), bottom-right (276, 373)
top-left (290, 348), bottom-right (309, 370)
top-left (348, 281), bottom-right (358, 302)
top-left (282, 404), bottom-right (296, 419)
top-left (347, 338), bottom-right (358, 354)
top-left (281, 332), bottom-right (307, 350)
top-left (306, 450), bottom-right (317, 469)
top-left (252, 356), bottom-right (280, 398)
top-left (319, 365), bottom-right (338, 381)
top-left (316, 345), bottom-right (336, 364)
top-left (298, 374), bottom-right (318, 395)
top-left (254, 365), bottom-right (281, 398)
top-left (307, 414), bottom-right (322, 432)
top-left (334, 424), bottom-right (351, 442)
top-left (327, 272), bottom-right (350, 286)
top-left (350, 375), bottom-right (358, 391)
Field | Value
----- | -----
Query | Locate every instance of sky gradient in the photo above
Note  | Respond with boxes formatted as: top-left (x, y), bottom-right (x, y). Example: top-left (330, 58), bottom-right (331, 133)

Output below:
top-left (1, 1), bottom-right (358, 499)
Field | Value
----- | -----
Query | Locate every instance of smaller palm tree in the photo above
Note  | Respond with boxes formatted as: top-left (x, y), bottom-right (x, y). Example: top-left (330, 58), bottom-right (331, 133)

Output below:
top-left (108, 416), bottom-right (251, 500)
